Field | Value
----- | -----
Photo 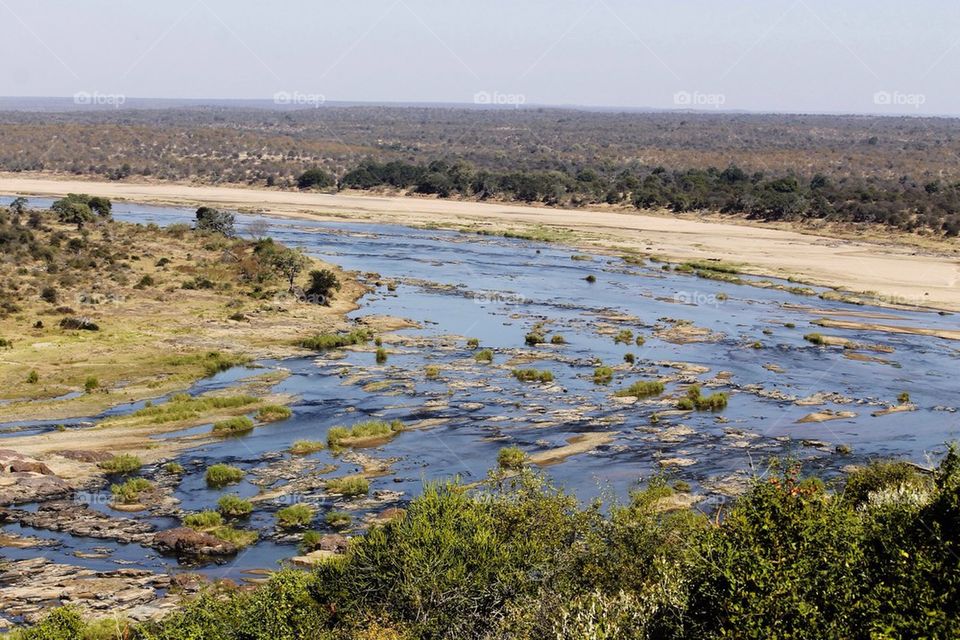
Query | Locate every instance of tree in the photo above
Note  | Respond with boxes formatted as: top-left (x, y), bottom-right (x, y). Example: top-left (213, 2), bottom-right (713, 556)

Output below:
top-left (8, 196), bottom-right (27, 222)
top-left (87, 196), bottom-right (112, 217)
top-left (297, 168), bottom-right (335, 190)
top-left (51, 198), bottom-right (93, 230)
top-left (245, 219), bottom-right (270, 241)
top-left (305, 269), bottom-right (340, 305)
top-left (195, 206), bottom-right (235, 236)
top-left (272, 248), bottom-right (308, 290)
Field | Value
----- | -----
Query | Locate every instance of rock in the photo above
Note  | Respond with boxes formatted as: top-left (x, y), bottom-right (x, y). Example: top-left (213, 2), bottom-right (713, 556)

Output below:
top-left (291, 549), bottom-right (339, 566)
top-left (55, 450), bottom-right (114, 463)
top-left (153, 527), bottom-right (238, 556)
top-left (0, 473), bottom-right (72, 506)
top-left (0, 502), bottom-right (154, 543)
top-left (6, 460), bottom-right (54, 475)
top-left (314, 533), bottom-right (349, 553)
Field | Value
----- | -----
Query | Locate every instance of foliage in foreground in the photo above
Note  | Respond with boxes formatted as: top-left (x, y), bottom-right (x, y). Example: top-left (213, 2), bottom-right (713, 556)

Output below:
top-left (16, 447), bottom-right (960, 640)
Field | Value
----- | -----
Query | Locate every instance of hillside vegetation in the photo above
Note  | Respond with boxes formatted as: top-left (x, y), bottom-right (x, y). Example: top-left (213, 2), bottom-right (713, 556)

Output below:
top-left (13, 450), bottom-right (960, 639)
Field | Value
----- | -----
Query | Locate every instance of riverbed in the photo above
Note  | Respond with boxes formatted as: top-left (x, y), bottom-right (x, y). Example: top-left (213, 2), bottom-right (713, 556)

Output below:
top-left (2, 197), bottom-right (959, 583)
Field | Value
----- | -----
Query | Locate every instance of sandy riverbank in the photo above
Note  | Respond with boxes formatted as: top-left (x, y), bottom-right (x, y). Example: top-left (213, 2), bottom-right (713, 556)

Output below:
top-left (3, 174), bottom-right (959, 312)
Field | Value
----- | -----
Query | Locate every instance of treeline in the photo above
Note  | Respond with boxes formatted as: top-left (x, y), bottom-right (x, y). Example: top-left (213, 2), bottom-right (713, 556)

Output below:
top-left (16, 450), bottom-right (960, 639)
top-left (329, 159), bottom-right (960, 235)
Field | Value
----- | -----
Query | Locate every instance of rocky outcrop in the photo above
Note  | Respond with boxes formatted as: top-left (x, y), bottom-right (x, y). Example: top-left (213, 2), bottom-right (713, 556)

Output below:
top-left (152, 527), bottom-right (238, 556)
top-left (0, 450), bottom-right (72, 505)
top-left (0, 501), bottom-right (154, 543)
top-left (0, 558), bottom-right (190, 625)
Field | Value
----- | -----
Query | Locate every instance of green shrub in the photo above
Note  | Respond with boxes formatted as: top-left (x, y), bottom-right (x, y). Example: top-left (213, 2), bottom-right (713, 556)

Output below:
top-left (549, 334), bottom-right (566, 344)
top-left (804, 332), bottom-right (827, 345)
top-left (613, 329), bottom-right (634, 344)
top-left (497, 446), bottom-right (527, 470)
top-left (326, 475), bottom-right (369, 497)
top-left (218, 494), bottom-right (254, 518)
top-left (212, 415), bottom-right (255, 434)
top-left (466, 337), bottom-right (480, 349)
top-left (184, 510), bottom-right (224, 529)
top-left (299, 329), bottom-right (371, 350)
top-left (593, 366), bottom-right (614, 385)
top-left (26, 369), bottom-right (39, 384)
top-left (614, 379), bottom-right (665, 399)
top-left (110, 478), bottom-right (153, 504)
top-left (375, 347), bottom-right (388, 363)
top-left (257, 404), bottom-right (292, 422)
top-left (475, 348), bottom-right (494, 363)
top-left (163, 461), bottom-right (184, 474)
top-left (205, 463), bottom-right (244, 488)
top-left (327, 419), bottom-right (403, 448)
top-left (525, 326), bottom-right (546, 346)
top-left (325, 510), bottom-right (353, 529)
top-left (897, 391), bottom-right (911, 405)
top-left (83, 376), bottom-right (99, 393)
top-left (623, 352), bottom-right (635, 364)
top-left (98, 454), bottom-right (142, 475)
top-left (277, 503), bottom-right (316, 529)
top-left (843, 460), bottom-right (931, 507)
top-left (300, 530), bottom-right (324, 553)
top-left (677, 385), bottom-right (728, 411)
top-left (512, 368), bottom-right (554, 384)
top-left (290, 439), bottom-right (325, 455)
top-left (425, 364), bottom-right (440, 379)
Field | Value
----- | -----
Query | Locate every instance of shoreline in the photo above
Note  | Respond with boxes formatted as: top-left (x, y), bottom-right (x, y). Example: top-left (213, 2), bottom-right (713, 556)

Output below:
top-left (3, 173), bottom-right (958, 313)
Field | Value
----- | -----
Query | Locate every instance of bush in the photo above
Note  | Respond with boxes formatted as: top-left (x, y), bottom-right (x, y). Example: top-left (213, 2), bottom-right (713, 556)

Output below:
top-left (614, 379), bottom-right (665, 399)
top-left (375, 347), bottom-right (388, 363)
top-left (26, 369), bottom-right (39, 383)
top-left (98, 454), bottom-right (142, 474)
top-left (290, 439), bottom-right (325, 455)
top-left (327, 419), bottom-right (404, 448)
top-left (206, 463), bottom-right (244, 488)
top-left (804, 332), bottom-right (827, 345)
top-left (466, 337), bottom-right (480, 349)
top-left (163, 461), bottom-right (184, 474)
top-left (184, 510), bottom-right (224, 530)
top-left (195, 206), bottom-right (235, 236)
top-left (474, 348), bottom-right (494, 363)
top-left (257, 404), bottom-right (292, 422)
top-left (110, 477), bottom-right (153, 504)
top-left (297, 168), bottom-right (335, 190)
top-left (83, 376), bottom-right (99, 393)
top-left (677, 384), bottom-right (728, 411)
top-left (424, 365), bottom-right (440, 379)
top-left (593, 366), bottom-right (614, 385)
top-left (512, 368), bottom-right (554, 384)
top-left (212, 416), bottom-right (255, 434)
top-left (550, 334), bottom-right (566, 344)
top-left (326, 475), bottom-right (370, 497)
top-left (497, 446), bottom-right (527, 470)
top-left (305, 269), bottom-right (341, 304)
top-left (843, 460), bottom-right (931, 507)
top-left (299, 328), bottom-right (371, 350)
top-left (325, 510), bottom-right (353, 529)
top-left (218, 494), bottom-right (254, 518)
top-left (613, 329), bottom-right (634, 344)
top-left (277, 503), bottom-right (316, 529)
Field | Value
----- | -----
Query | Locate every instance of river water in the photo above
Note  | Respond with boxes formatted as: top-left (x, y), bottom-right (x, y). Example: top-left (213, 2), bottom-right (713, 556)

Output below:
top-left (2, 196), bottom-right (959, 579)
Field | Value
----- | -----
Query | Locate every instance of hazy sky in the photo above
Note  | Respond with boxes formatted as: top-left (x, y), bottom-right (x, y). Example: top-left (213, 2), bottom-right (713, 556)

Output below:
top-left (2, 0), bottom-right (957, 115)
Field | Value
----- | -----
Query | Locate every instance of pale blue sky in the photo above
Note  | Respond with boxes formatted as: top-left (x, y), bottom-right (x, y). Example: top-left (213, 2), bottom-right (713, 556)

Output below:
top-left (1, 0), bottom-right (957, 114)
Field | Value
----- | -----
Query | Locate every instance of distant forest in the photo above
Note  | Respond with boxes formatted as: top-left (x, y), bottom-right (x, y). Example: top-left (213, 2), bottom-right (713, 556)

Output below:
top-left (2, 106), bottom-right (960, 235)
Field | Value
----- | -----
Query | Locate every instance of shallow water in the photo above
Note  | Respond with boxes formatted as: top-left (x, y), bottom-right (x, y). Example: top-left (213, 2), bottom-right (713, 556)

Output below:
top-left (2, 195), bottom-right (959, 577)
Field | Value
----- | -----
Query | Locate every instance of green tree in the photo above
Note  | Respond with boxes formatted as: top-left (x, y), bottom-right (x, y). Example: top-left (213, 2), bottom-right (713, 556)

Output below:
top-left (297, 168), bottom-right (334, 190)
top-left (272, 248), bottom-right (308, 290)
top-left (195, 206), bottom-right (235, 236)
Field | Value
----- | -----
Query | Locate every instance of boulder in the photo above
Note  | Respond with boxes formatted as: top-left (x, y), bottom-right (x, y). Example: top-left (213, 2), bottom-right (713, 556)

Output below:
top-left (153, 527), bottom-right (237, 556)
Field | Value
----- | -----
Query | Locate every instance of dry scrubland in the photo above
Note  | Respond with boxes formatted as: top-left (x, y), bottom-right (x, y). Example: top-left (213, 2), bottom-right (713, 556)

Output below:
top-left (0, 202), bottom-right (362, 425)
